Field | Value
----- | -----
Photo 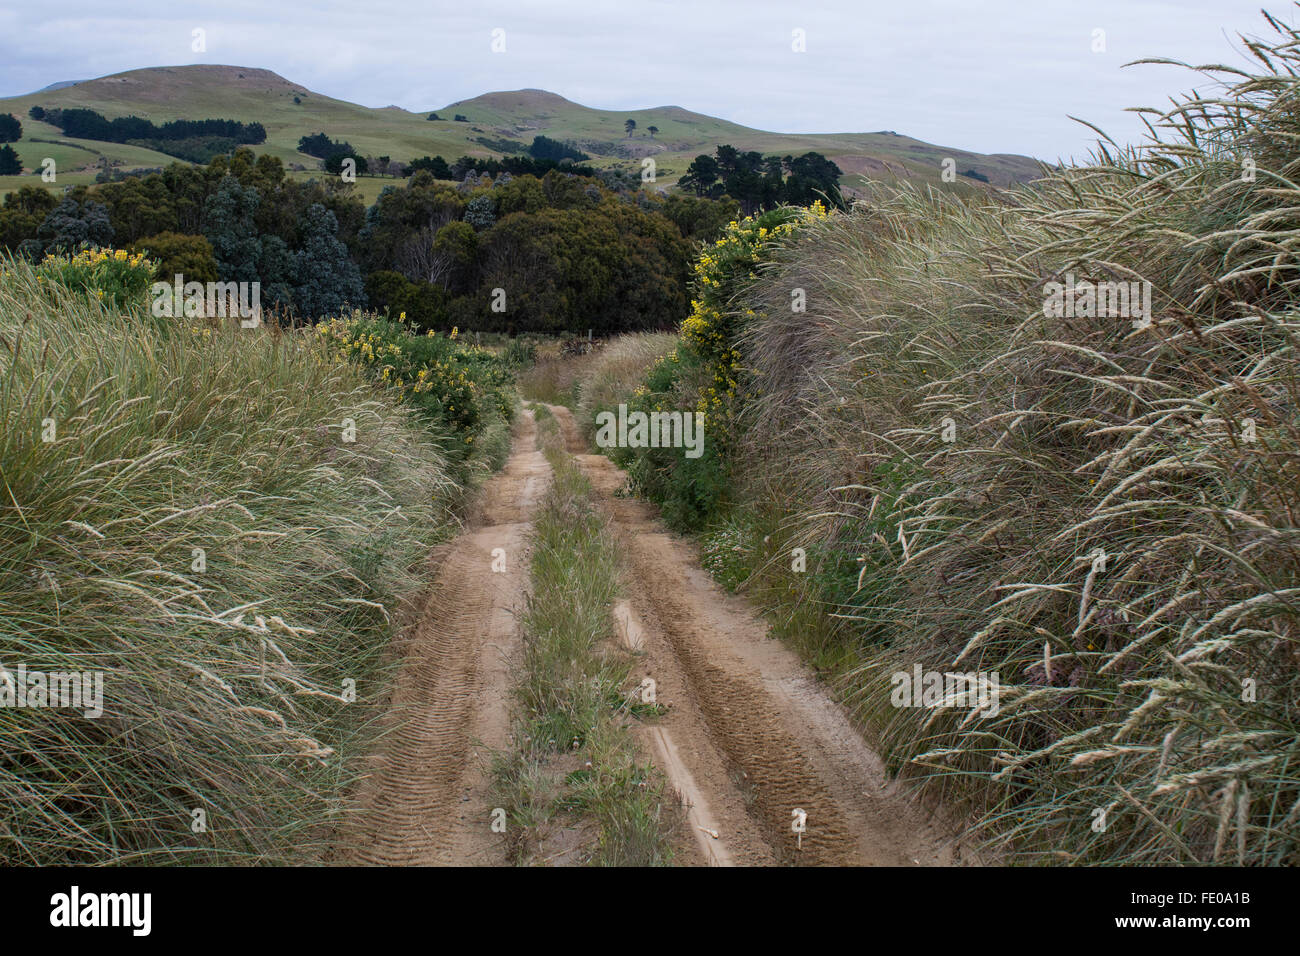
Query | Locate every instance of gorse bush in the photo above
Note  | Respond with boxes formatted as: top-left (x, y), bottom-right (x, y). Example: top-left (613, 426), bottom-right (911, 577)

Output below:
top-left (0, 256), bottom-right (461, 864)
top-left (605, 12), bottom-right (1300, 863)
top-left (314, 314), bottom-right (514, 457)
top-left (31, 247), bottom-right (155, 310)
top-left (595, 205), bottom-right (826, 530)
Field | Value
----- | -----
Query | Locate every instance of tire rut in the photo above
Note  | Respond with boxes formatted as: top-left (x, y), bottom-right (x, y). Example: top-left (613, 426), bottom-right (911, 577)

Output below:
top-left (543, 402), bottom-right (976, 867)
top-left (333, 411), bottom-right (548, 865)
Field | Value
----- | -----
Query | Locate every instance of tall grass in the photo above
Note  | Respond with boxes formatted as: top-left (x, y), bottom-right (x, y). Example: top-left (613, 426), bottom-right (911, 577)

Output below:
top-left (0, 257), bottom-right (459, 864)
top-left (574, 332), bottom-right (679, 439)
top-left (721, 17), bottom-right (1300, 864)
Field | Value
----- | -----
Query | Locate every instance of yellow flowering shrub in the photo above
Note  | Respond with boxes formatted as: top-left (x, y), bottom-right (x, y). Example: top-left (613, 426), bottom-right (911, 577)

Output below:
top-left (33, 247), bottom-right (155, 310)
top-left (315, 313), bottom-right (512, 446)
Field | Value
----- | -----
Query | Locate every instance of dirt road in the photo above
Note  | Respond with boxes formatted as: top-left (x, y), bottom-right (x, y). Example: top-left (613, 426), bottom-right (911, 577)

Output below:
top-left (333, 409), bottom-right (549, 865)
top-left (336, 403), bottom-right (976, 866)
top-left (544, 403), bottom-right (976, 867)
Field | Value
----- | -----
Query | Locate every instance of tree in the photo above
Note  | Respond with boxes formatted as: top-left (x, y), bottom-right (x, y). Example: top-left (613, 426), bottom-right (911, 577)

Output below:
top-left (528, 135), bottom-right (589, 163)
top-left (647, 125), bottom-right (659, 138)
top-left (678, 154), bottom-right (720, 197)
top-left (202, 175), bottom-right (262, 281)
top-left (463, 194), bottom-right (496, 231)
top-left (297, 132), bottom-right (354, 159)
top-left (432, 220), bottom-right (479, 291)
top-left (407, 155), bottom-right (452, 179)
top-left (427, 112), bottom-right (440, 121)
top-left (0, 114), bottom-right (22, 143)
top-left (33, 197), bottom-right (114, 253)
top-left (324, 152), bottom-right (367, 176)
top-left (624, 119), bottom-right (637, 137)
top-left (28, 106), bottom-right (45, 121)
top-left (0, 144), bottom-right (21, 175)
top-left (131, 232), bottom-right (218, 283)
top-left (0, 185), bottom-right (57, 250)
top-left (293, 203), bottom-right (364, 318)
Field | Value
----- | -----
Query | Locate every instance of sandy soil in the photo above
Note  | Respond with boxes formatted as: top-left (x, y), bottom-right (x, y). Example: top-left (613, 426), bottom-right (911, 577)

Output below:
top-left (333, 409), bottom-right (549, 865)
top-left (545, 402), bottom-right (979, 867)
top-left (334, 402), bottom-right (978, 867)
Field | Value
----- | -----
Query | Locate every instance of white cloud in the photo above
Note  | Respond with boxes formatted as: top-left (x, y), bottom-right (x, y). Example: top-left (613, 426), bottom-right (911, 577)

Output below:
top-left (0, 0), bottom-right (1288, 159)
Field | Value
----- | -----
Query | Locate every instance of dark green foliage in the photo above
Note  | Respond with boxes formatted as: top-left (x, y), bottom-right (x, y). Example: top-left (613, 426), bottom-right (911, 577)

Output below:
top-left (0, 114), bottom-right (21, 143)
top-left (680, 144), bottom-right (843, 213)
top-left (363, 270), bottom-right (449, 328)
top-left (324, 152), bottom-right (368, 175)
top-left (450, 154), bottom-right (596, 179)
top-left (0, 144), bottom-right (20, 175)
top-left (31, 197), bottom-right (114, 254)
top-left (292, 204), bottom-right (364, 318)
top-left (1, 142), bottom-right (730, 333)
top-left (528, 135), bottom-right (590, 163)
top-left (406, 155), bottom-right (452, 178)
top-left (463, 194), bottom-right (496, 230)
top-left (43, 108), bottom-right (263, 159)
top-left (0, 186), bottom-right (57, 249)
top-left (131, 231), bottom-right (218, 284)
top-left (297, 131), bottom-right (354, 159)
top-left (202, 175), bottom-right (262, 281)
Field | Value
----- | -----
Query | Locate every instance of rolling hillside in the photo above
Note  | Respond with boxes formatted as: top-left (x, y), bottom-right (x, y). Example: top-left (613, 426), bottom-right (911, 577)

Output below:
top-left (0, 65), bottom-right (1043, 200)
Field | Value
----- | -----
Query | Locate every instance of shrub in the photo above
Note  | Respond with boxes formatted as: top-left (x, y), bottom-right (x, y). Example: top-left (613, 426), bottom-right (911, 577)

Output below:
top-left (314, 313), bottom-right (514, 458)
top-left (32, 247), bottom-right (155, 310)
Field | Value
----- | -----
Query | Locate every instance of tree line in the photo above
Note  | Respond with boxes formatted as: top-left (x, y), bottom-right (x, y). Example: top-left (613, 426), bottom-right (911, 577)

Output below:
top-left (32, 107), bottom-right (265, 163)
top-left (0, 147), bottom-right (738, 333)
top-left (679, 144), bottom-right (844, 213)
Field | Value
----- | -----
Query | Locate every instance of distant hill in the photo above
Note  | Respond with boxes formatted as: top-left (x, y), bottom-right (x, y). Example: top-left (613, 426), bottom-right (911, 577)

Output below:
top-left (35, 80), bottom-right (82, 93)
top-left (0, 64), bottom-right (1044, 200)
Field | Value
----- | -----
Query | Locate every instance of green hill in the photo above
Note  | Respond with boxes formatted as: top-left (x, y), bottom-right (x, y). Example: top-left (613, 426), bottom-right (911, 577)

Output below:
top-left (0, 64), bottom-right (1044, 201)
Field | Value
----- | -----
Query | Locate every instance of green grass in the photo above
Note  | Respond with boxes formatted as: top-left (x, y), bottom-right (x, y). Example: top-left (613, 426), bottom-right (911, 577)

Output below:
top-left (0, 254), bottom-right (465, 864)
top-left (489, 408), bottom-right (678, 866)
top-left (0, 65), bottom-right (1042, 201)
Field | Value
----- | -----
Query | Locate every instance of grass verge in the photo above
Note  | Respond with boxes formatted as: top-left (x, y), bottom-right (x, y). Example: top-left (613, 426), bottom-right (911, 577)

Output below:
top-left (0, 254), bottom-right (468, 864)
top-left (489, 406), bottom-right (679, 865)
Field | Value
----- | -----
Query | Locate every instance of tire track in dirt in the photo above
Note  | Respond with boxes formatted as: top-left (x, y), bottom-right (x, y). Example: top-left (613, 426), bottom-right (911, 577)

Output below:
top-left (544, 403), bottom-right (977, 867)
top-left (333, 410), bottom-right (549, 865)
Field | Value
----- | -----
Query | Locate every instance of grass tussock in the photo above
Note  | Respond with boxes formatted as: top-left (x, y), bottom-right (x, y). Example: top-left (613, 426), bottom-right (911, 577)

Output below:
top-left (0, 257), bottom-right (461, 864)
top-left (490, 408), bottom-right (678, 866)
top-left (603, 12), bottom-right (1300, 864)
top-left (724, 19), bottom-right (1300, 864)
top-left (574, 333), bottom-right (679, 439)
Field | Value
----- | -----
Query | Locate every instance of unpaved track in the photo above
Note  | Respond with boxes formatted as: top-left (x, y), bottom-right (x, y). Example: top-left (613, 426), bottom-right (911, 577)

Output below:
top-left (545, 403), bottom-right (976, 867)
top-left (334, 410), bottom-right (549, 865)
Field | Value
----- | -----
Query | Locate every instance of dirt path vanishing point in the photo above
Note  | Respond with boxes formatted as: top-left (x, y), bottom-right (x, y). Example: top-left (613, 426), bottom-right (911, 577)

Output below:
top-left (334, 409), bottom-right (550, 865)
top-left (543, 403), bottom-right (980, 867)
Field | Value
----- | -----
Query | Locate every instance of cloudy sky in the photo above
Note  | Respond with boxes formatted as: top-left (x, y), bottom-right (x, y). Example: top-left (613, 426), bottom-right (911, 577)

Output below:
top-left (0, 0), bottom-right (1287, 161)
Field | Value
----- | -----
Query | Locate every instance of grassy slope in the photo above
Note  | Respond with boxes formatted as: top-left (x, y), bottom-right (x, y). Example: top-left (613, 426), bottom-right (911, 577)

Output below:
top-left (0, 64), bottom-right (1043, 200)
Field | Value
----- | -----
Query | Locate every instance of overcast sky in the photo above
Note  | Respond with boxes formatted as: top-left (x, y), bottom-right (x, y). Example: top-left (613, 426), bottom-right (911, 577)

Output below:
top-left (0, 0), bottom-right (1288, 161)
